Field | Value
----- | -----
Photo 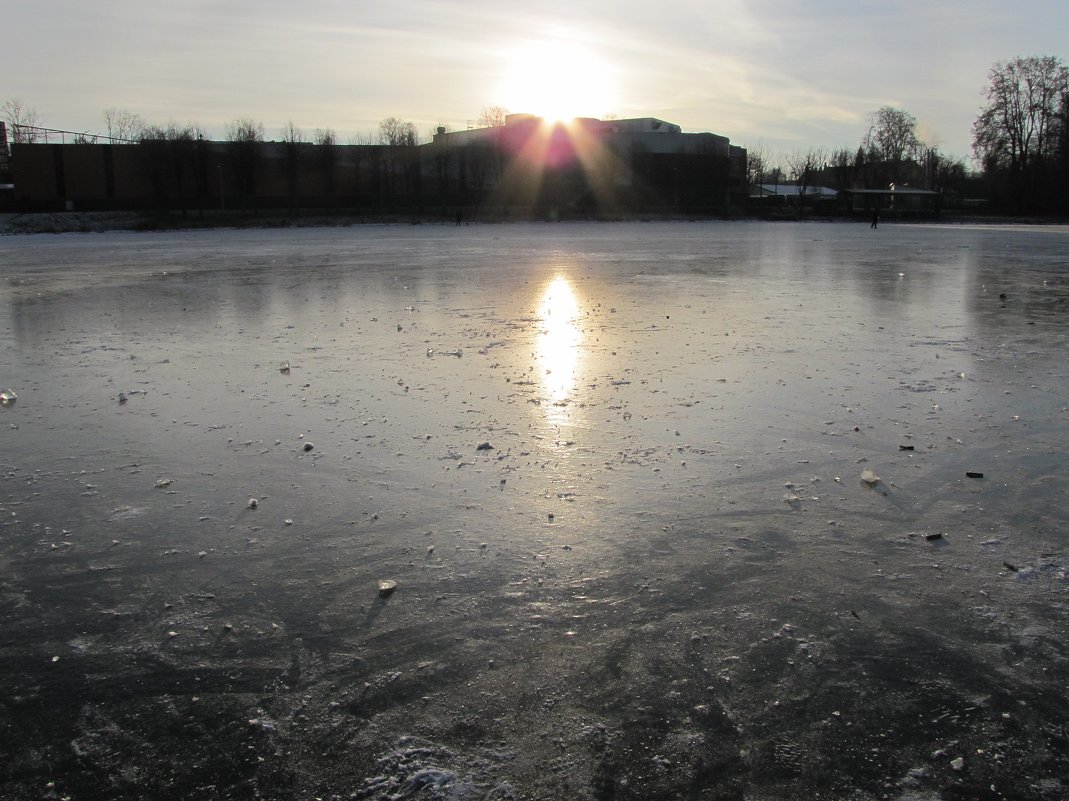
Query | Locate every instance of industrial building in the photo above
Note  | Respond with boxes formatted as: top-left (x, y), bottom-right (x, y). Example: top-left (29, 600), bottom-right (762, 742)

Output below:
top-left (2, 114), bottom-right (748, 218)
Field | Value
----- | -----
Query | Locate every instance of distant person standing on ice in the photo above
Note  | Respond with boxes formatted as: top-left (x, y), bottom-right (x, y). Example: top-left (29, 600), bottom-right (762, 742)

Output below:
top-left (871, 206), bottom-right (879, 229)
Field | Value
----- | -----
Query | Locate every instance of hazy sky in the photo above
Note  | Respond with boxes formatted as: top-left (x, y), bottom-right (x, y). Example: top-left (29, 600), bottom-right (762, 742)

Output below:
top-left (5, 0), bottom-right (1067, 161)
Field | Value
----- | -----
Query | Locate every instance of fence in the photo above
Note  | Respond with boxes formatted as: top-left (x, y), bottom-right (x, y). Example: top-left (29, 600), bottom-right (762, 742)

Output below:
top-left (6, 124), bottom-right (136, 146)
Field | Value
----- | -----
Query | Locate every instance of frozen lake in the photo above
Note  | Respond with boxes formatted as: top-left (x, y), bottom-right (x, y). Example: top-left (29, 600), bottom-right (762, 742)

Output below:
top-left (2, 221), bottom-right (1068, 800)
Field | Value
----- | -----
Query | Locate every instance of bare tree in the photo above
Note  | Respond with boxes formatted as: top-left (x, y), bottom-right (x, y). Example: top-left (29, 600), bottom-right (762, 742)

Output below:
top-left (225, 118), bottom-right (264, 144)
top-left (377, 118), bottom-right (419, 206)
top-left (925, 148), bottom-right (966, 193)
top-left (314, 128), bottom-right (338, 205)
top-left (280, 122), bottom-right (304, 214)
top-left (1, 98), bottom-right (42, 143)
top-left (103, 108), bottom-right (146, 142)
top-left (138, 122), bottom-right (205, 215)
top-left (744, 142), bottom-right (772, 186)
top-left (347, 133), bottom-right (373, 204)
top-left (787, 147), bottom-right (827, 214)
top-left (828, 147), bottom-right (855, 191)
top-left (225, 118), bottom-right (265, 214)
top-left (973, 55), bottom-right (1069, 211)
top-left (477, 106), bottom-right (510, 128)
top-left (281, 121), bottom-right (304, 144)
top-left (764, 156), bottom-right (787, 192)
top-left (378, 117), bottom-right (417, 147)
top-left (863, 106), bottom-right (920, 182)
top-left (973, 56), bottom-right (1068, 172)
top-left (746, 151), bottom-right (764, 188)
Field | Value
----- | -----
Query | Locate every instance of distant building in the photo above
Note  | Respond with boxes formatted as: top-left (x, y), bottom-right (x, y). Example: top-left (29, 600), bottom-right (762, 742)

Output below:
top-left (748, 182), bottom-right (946, 218)
top-left (751, 183), bottom-right (839, 200)
top-left (841, 187), bottom-right (942, 214)
top-left (6, 114), bottom-right (747, 217)
top-left (431, 114), bottom-right (747, 215)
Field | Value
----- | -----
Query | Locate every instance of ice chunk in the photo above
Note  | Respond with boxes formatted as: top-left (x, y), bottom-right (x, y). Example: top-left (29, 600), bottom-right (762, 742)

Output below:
top-left (378, 579), bottom-right (398, 598)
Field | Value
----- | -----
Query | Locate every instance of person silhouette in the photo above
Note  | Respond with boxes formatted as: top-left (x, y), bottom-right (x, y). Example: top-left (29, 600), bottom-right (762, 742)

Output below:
top-left (871, 206), bottom-right (879, 229)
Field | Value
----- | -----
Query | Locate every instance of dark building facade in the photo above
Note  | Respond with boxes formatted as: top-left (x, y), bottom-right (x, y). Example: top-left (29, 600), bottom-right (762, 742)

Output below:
top-left (6, 115), bottom-right (747, 218)
top-left (431, 114), bottom-right (747, 216)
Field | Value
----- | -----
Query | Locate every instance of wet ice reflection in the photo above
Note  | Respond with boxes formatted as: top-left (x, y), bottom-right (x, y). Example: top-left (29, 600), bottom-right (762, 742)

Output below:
top-left (535, 275), bottom-right (582, 416)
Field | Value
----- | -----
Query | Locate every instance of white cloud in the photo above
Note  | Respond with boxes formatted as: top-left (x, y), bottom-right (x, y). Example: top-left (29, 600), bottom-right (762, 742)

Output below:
top-left (2, 0), bottom-right (1066, 155)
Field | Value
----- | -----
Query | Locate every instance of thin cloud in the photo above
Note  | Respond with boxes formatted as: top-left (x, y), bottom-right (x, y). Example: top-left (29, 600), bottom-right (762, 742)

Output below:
top-left (3, 0), bottom-right (1067, 155)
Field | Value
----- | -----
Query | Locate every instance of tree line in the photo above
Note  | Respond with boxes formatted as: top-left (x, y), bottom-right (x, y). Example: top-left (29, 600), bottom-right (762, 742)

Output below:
top-left (746, 105), bottom-right (972, 212)
top-left (744, 54), bottom-right (1068, 215)
top-left (973, 56), bottom-right (1069, 213)
top-left (0, 107), bottom-right (432, 216)
top-left (4, 54), bottom-right (1068, 215)
top-left (0, 102), bottom-right (427, 149)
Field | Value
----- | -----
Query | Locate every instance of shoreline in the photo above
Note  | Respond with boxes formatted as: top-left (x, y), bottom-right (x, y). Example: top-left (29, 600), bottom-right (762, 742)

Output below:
top-left (2, 209), bottom-right (1067, 235)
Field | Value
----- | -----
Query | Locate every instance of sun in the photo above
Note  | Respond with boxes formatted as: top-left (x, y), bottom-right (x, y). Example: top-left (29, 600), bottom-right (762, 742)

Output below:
top-left (498, 39), bottom-right (617, 123)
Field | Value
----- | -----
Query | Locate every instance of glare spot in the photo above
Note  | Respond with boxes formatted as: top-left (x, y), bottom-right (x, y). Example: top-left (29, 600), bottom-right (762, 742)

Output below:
top-left (499, 39), bottom-right (617, 122)
top-left (536, 276), bottom-right (582, 407)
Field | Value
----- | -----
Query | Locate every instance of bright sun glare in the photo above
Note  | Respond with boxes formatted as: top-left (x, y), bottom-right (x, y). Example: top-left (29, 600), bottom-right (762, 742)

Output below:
top-left (499, 40), bottom-right (616, 122)
top-left (537, 276), bottom-right (583, 408)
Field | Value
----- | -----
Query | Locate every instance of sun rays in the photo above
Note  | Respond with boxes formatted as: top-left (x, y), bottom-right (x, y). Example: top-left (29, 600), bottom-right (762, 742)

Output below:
top-left (484, 115), bottom-right (630, 215)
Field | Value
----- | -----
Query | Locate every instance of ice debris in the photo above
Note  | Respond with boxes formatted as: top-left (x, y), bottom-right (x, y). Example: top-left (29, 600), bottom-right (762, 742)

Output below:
top-left (0, 389), bottom-right (17, 408)
top-left (378, 579), bottom-right (398, 598)
top-left (356, 738), bottom-right (507, 800)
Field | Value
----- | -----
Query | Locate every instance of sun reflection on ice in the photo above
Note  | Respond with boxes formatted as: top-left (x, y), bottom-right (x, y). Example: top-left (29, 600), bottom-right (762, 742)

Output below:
top-left (536, 275), bottom-right (582, 415)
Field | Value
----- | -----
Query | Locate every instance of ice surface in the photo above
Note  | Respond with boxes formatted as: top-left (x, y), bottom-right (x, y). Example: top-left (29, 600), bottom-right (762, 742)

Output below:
top-left (1, 221), bottom-right (1068, 799)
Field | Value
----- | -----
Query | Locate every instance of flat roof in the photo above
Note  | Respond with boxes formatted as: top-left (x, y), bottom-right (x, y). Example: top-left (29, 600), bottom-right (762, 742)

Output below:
top-left (844, 188), bottom-right (940, 195)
